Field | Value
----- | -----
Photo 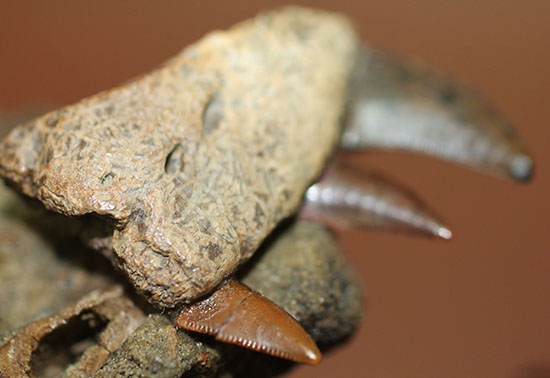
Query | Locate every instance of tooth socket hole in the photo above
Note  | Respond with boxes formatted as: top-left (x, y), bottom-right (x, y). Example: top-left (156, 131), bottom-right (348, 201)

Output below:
top-left (30, 311), bottom-right (108, 377)
top-left (202, 93), bottom-right (223, 135)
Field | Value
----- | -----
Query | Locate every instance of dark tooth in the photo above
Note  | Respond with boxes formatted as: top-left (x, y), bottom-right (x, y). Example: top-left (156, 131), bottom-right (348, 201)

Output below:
top-left (300, 160), bottom-right (452, 240)
top-left (342, 45), bottom-right (534, 182)
top-left (507, 153), bottom-right (534, 181)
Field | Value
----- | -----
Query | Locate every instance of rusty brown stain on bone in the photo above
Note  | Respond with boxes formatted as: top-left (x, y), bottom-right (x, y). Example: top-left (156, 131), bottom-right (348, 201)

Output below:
top-left (0, 7), bottom-right (359, 307)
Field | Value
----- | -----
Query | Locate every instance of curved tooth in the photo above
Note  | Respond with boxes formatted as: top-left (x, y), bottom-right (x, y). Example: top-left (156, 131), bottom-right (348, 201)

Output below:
top-left (341, 46), bottom-right (533, 182)
top-left (175, 280), bottom-right (321, 366)
top-left (300, 161), bottom-right (452, 240)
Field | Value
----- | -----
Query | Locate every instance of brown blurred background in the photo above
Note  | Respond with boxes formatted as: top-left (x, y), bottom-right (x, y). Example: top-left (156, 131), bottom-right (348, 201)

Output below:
top-left (1, 1), bottom-right (549, 377)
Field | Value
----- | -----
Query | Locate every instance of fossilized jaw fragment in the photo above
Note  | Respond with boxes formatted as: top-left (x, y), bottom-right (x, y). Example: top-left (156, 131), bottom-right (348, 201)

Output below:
top-left (0, 7), bottom-right (358, 307)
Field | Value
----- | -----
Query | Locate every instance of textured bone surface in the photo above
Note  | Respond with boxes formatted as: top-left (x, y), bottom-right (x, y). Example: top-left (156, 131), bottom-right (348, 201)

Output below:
top-left (0, 164), bottom-right (362, 376)
top-left (0, 287), bottom-right (145, 378)
top-left (0, 221), bottom-right (362, 376)
top-left (98, 222), bottom-right (362, 377)
top-left (342, 47), bottom-right (533, 181)
top-left (93, 315), bottom-right (223, 378)
top-left (0, 183), bottom-right (113, 338)
top-left (0, 7), bottom-right (358, 307)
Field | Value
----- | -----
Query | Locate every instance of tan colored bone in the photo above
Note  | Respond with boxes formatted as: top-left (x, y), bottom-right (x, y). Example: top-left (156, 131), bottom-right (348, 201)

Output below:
top-left (0, 7), bottom-right (359, 307)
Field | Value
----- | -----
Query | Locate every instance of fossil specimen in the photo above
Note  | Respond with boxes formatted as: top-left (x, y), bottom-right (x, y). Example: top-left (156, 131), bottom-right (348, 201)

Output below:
top-left (0, 7), bottom-right (357, 309)
top-left (0, 172), bottom-right (361, 375)
top-left (0, 5), bottom-right (532, 370)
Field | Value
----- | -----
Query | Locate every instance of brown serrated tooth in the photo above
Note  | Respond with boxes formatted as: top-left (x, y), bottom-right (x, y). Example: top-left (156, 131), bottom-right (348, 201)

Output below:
top-left (175, 280), bottom-right (321, 365)
top-left (300, 160), bottom-right (452, 240)
top-left (341, 46), bottom-right (533, 182)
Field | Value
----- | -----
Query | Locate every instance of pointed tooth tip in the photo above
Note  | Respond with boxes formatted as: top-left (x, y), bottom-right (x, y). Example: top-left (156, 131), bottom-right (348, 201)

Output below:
top-left (508, 153), bottom-right (534, 182)
top-left (436, 226), bottom-right (453, 240)
top-left (303, 346), bottom-right (322, 365)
